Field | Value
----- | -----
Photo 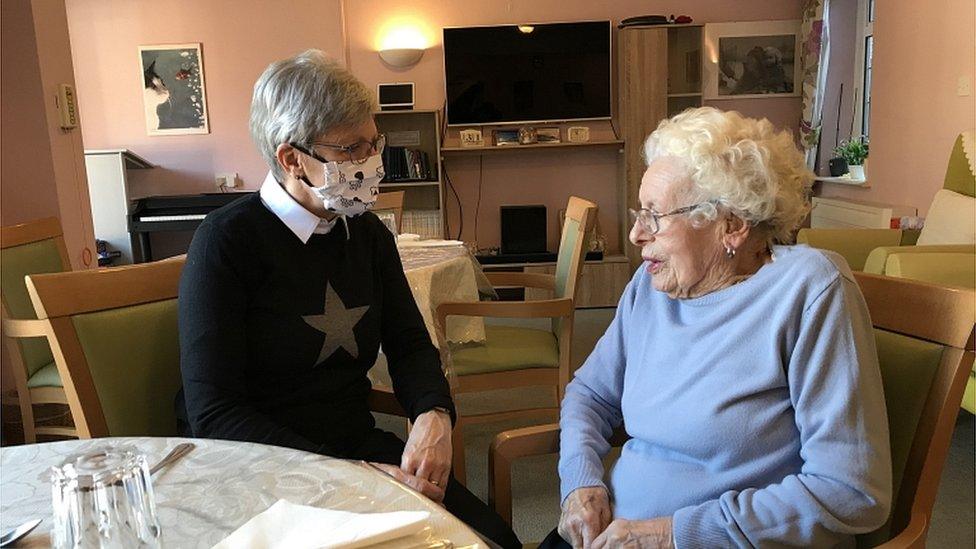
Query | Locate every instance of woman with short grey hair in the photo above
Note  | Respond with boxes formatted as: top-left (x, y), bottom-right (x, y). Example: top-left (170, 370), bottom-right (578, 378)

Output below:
top-left (547, 107), bottom-right (891, 548)
top-left (175, 49), bottom-right (519, 548)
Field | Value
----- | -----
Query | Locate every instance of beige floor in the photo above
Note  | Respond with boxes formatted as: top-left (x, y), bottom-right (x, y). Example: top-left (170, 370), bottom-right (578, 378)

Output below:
top-left (377, 308), bottom-right (976, 547)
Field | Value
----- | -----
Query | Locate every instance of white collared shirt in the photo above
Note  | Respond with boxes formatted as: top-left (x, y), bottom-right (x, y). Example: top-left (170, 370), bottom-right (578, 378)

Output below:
top-left (259, 171), bottom-right (337, 244)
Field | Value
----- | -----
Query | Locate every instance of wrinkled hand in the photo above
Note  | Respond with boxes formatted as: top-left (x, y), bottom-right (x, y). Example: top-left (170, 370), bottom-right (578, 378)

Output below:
top-left (558, 486), bottom-right (612, 548)
top-left (370, 462), bottom-right (446, 503)
top-left (592, 517), bottom-right (674, 549)
top-left (401, 409), bottom-right (452, 493)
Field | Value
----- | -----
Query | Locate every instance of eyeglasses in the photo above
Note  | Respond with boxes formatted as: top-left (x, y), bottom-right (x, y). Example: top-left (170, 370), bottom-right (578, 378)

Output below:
top-left (293, 134), bottom-right (386, 165)
top-left (629, 202), bottom-right (710, 235)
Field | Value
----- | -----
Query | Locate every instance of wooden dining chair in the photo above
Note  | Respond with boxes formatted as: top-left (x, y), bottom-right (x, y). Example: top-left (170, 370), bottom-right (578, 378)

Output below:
top-left (25, 258), bottom-right (185, 438)
top-left (374, 190), bottom-right (406, 233)
top-left (437, 196), bottom-right (597, 484)
top-left (487, 273), bottom-right (975, 548)
top-left (1, 216), bottom-right (76, 442)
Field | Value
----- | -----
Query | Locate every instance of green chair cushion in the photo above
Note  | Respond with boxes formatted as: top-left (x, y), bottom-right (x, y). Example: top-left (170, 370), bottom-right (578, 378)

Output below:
top-left (858, 329), bottom-right (944, 547)
top-left (796, 229), bottom-right (903, 271)
top-left (25, 361), bottom-right (62, 388)
top-left (1, 239), bottom-right (65, 376)
top-left (451, 325), bottom-right (559, 376)
top-left (71, 298), bottom-right (181, 437)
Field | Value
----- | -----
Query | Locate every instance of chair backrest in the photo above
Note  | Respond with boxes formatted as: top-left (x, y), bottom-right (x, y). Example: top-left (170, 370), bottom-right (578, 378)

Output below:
top-left (943, 131), bottom-right (975, 198)
top-left (25, 258), bottom-right (185, 438)
top-left (1, 217), bottom-right (71, 377)
top-left (374, 190), bottom-right (405, 233)
top-left (852, 272), bottom-right (975, 546)
top-left (554, 197), bottom-right (598, 300)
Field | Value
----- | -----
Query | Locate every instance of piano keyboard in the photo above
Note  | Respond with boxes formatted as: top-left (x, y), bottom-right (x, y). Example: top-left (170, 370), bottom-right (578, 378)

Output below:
top-left (138, 214), bottom-right (207, 222)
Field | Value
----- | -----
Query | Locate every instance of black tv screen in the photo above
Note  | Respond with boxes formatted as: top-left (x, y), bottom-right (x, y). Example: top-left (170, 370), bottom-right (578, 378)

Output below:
top-left (444, 21), bottom-right (611, 126)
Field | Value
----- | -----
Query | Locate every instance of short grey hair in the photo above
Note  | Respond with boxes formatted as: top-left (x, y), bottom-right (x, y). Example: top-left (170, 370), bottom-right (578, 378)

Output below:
top-left (643, 107), bottom-right (813, 244)
top-left (250, 49), bottom-right (376, 181)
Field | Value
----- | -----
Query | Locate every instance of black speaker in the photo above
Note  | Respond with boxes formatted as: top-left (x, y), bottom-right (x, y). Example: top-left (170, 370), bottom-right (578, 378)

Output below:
top-left (500, 205), bottom-right (547, 254)
top-left (377, 83), bottom-right (414, 111)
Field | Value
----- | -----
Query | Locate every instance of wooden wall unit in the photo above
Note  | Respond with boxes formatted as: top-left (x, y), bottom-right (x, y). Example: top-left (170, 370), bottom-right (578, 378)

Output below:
top-left (617, 25), bottom-right (703, 268)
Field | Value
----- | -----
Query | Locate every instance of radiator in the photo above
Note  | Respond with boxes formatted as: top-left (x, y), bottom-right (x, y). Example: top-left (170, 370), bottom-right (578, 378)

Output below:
top-left (811, 197), bottom-right (917, 229)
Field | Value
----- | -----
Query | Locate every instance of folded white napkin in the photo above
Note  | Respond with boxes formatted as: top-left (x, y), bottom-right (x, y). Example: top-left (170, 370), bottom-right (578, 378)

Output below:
top-left (212, 499), bottom-right (430, 549)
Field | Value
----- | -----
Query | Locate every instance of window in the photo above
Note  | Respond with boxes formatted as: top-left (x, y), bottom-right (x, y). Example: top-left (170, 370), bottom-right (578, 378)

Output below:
top-left (854, 0), bottom-right (875, 139)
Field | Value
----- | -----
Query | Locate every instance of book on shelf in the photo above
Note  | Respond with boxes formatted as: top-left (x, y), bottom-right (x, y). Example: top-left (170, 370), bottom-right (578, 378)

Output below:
top-left (382, 146), bottom-right (434, 182)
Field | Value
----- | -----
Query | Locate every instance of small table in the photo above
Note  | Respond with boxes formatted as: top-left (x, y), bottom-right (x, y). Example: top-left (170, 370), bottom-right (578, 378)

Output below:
top-left (400, 245), bottom-right (490, 347)
top-left (0, 437), bottom-right (484, 548)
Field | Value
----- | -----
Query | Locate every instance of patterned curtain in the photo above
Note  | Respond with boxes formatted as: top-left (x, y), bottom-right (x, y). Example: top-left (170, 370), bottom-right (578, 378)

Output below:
top-left (799, 0), bottom-right (831, 169)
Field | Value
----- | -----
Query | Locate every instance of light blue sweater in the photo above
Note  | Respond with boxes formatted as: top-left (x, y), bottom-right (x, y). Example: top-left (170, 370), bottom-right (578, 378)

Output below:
top-left (559, 245), bottom-right (892, 548)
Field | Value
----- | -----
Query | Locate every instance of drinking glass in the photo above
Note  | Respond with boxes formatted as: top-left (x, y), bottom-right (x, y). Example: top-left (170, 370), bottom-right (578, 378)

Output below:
top-left (50, 445), bottom-right (162, 548)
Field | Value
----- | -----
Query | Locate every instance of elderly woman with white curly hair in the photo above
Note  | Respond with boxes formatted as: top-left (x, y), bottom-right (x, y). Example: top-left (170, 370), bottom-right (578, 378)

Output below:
top-left (543, 107), bottom-right (892, 549)
top-left (175, 49), bottom-right (519, 548)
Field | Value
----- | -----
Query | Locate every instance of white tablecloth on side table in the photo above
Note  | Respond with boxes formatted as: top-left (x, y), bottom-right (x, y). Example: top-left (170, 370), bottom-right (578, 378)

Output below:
top-left (400, 245), bottom-right (489, 347)
top-left (0, 437), bottom-right (484, 548)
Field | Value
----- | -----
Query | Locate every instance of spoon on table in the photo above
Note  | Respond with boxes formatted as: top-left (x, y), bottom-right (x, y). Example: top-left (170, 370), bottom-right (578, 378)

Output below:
top-left (149, 442), bottom-right (195, 476)
top-left (0, 518), bottom-right (42, 547)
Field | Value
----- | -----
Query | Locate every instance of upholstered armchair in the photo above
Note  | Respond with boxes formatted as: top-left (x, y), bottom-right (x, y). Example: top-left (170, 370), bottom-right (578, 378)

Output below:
top-left (797, 131), bottom-right (975, 288)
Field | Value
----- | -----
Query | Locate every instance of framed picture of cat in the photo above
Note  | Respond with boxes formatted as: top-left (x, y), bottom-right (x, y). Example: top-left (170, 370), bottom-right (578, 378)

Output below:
top-left (139, 43), bottom-right (210, 135)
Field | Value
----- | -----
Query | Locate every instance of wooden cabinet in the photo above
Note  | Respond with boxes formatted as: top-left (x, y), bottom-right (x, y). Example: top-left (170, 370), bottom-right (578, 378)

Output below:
top-left (617, 25), bottom-right (703, 268)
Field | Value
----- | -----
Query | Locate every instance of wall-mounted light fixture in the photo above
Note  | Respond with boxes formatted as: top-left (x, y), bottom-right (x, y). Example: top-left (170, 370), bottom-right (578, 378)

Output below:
top-left (378, 47), bottom-right (424, 68)
top-left (377, 18), bottom-right (430, 68)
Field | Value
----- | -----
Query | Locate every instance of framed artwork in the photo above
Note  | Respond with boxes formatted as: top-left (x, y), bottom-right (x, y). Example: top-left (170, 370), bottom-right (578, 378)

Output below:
top-left (703, 21), bottom-right (801, 100)
top-left (139, 43), bottom-right (210, 135)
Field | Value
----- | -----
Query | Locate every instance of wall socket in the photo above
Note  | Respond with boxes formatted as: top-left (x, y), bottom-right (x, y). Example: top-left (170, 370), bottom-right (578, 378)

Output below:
top-left (957, 76), bottom-right (971, 97)
top-left (215, 172), bottom-right (238, 188)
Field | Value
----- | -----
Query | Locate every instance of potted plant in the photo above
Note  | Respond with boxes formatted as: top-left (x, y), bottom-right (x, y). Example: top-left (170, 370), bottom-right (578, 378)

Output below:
top-left (834, 137), bottom-right (869, 180)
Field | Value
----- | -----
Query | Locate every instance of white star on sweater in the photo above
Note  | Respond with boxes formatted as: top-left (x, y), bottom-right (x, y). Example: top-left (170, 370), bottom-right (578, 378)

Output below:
top-left (302, 282), bottom-right (369, 364)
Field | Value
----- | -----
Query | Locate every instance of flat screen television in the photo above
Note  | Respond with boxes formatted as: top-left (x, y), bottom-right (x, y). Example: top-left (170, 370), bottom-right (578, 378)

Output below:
top-left (443, 21), bottom-right (611, 126)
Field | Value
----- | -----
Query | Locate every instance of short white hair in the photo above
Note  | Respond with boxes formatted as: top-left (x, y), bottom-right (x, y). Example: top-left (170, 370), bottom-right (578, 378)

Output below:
top-left (643, 107), bottom-right (813, 243)
top-left (250, 50), bottom-right (376, 181)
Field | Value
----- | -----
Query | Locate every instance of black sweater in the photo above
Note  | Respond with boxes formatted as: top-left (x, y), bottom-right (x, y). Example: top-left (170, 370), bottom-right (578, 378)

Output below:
top-left (175, 194), bottom-right (455, 456)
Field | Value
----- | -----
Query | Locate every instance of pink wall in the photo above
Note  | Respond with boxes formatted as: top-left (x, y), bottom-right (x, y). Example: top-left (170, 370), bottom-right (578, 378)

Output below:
top-left (65, 0), bottom-right (803, 253)
top-left (820, 0), bottom-right (976, 214)
top-left (65, 0), bottom-right (345, 198)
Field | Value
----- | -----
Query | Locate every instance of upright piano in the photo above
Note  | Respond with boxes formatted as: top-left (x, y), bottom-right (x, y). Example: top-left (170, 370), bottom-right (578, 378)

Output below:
top-left (129, 192), bottom-right (252, 261)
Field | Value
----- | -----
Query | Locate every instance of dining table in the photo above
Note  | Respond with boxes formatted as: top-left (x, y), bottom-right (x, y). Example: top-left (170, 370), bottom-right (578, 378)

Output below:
top-left (0, 437), bottom-right (486, 548)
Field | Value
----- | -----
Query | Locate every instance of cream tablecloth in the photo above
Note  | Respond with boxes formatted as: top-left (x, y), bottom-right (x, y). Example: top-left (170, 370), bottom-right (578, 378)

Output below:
top-left (400, 245), bottom-right (489, 347)
top-left (0, 437), bottom-right (484, 548)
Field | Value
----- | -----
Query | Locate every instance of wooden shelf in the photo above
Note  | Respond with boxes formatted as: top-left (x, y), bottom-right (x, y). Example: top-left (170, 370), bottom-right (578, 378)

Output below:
top-left (815, 176), bottom-right (870, 188)
top-left (667, 92), bottom-right (702, 98)
top-left (441, 140), bottom-right (624, 154)
top-left (380, 181), bottom-right (440, 188)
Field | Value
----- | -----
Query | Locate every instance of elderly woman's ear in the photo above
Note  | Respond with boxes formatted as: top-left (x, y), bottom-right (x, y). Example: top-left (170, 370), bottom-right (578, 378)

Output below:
top-left (721, 214), bottom-right (753, 255)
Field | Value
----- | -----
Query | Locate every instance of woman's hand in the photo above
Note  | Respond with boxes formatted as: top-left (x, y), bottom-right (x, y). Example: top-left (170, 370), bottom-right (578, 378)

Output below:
top-left (558, 486), bottom-right (612, 548)
top-left (370, 462), bottom-right (446, 503)
top-left (591, 517), bottom-right (674, 549)
top-left (400, 409), bottom-right (452, 493)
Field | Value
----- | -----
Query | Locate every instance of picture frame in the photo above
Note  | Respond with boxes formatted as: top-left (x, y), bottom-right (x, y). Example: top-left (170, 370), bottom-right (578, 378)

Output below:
top-left (493, 129), bottom-right (520, 146)
top-left (536, 127), bottom-right (561, 143)
top-left (703, 21), bottom-right (801, 100)
top-left (139, 43), bottom-right (210, 135)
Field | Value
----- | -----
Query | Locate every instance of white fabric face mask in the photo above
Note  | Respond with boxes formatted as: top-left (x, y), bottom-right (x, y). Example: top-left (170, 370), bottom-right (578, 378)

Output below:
top-left (291, 143), bottom-right (385, 217)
